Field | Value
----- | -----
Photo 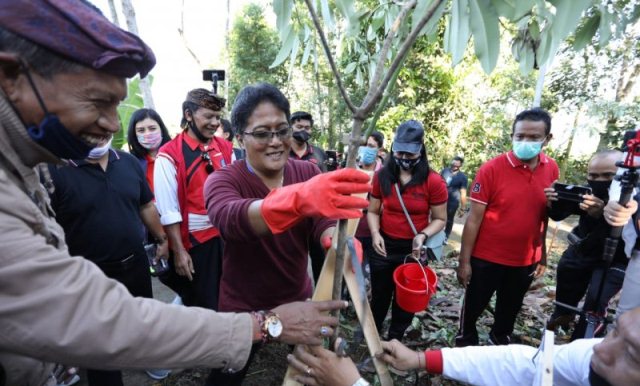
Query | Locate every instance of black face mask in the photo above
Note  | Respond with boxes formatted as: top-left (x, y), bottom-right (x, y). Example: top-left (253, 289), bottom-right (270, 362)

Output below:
top-left (188, 118), bottom-right (210, 144)
top-left (589, 366), bottom-right (613, 386)
top-left (21, 66), bottom-right (93, 160)
top-left (292, 130), bottom-right (310, 143)
top-left (587, 180), bottom-right (612, 201)
top-left (394, 156), bottom-right (420, 171)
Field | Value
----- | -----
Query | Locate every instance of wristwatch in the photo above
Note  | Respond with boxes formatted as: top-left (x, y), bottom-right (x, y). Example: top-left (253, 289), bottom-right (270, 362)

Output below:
top-left (261, 311), bottom-right (283, 342)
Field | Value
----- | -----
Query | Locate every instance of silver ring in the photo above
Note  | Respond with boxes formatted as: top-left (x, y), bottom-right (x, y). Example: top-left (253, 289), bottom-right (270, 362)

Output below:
top-left (320, 326), bottom-right (329, 336)
top-left (306, 366), bottom-right (312, 376)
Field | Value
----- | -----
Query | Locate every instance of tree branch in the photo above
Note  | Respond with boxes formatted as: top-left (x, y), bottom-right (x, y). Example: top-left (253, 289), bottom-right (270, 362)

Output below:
top-left (362, 0), bottom-right (446, 114)
top-left (303, 0), bottom-right (356, 113)
top-left (365, 0), bottom-right (416, 104)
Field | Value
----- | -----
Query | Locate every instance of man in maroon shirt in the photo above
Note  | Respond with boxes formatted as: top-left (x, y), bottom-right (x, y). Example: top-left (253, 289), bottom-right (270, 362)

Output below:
top-left (204, 83), bottom-right (370, 385)
top-left (455, 108), bottom-right (559, 347)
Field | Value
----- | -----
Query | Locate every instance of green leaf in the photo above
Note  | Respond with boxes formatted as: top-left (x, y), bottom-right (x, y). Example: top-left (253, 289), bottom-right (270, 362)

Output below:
top-left (270, 25), bottom-right (296, 68)
top-left (273, 0), bottom-right (293, 33)
top-left (416, 0), bottom-right (448, 37)
top-left (491, 0), bottom-right (516, 19)
top-left (529, 19), bottom-right (540, 41)
top-left (598, 6), bottom-right (613, 47)
top-left (549, 0), bottom-right (592, 44)
top-left (301, 35), bottom-right (312, 66)
top-left (468, 0), bottom-right (500, 73)
top-left (344, 62), bottom-right (357, 74)
top-left (371, 9), bottom-right (385, 31)
top-left (572, 12), bottom-right (600, 51)
top-left (319, 0), bottom-right (335, 32)
top-left (513, 0), bottom-right (535, 20)
top-left (519, 44), bottom-right (535, 74)
top-left (445, 0), bottom-right (471, 66)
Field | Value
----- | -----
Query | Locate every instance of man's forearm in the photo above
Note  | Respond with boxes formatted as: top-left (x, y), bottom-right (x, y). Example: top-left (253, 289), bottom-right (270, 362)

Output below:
top-left (460, 217), bottom-right (481, 263)
top-left (139, 203), bottom-right (167, 241)
top-left (165, 223), bottom-right (186, 254)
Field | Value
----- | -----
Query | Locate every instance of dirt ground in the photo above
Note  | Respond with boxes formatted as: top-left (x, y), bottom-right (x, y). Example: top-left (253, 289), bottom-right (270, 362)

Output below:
top-left (75, 214), bottom-right (579, 386)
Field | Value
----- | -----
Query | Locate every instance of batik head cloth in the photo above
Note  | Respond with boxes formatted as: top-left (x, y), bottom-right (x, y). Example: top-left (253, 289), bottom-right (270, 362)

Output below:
top-left (185, 88), bottom-right (226, 112)
top-left (0, 0), bottom-right (156, 78)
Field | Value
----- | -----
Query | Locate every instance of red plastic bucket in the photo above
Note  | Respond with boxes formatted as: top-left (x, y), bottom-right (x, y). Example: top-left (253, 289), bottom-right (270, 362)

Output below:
top-left (393, 259), bottom-right (438, 313)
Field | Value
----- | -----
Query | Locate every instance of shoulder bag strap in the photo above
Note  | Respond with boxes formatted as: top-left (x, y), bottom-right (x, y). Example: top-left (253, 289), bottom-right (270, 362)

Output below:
top-left (394, 183), bottom-right (418, 235)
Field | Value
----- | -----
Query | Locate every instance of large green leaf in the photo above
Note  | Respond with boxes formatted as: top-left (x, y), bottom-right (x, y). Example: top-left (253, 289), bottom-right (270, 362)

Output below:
top-left (469, 0), bottom-right (500, 73)
top-left (270, 24), bottom-right (296, 68)
top-left (273, 0), bottom-right (293, 33)
top-left (445, 0), bottom-right (471, 66)
top-left (116, 76), bottom-right (147, 150)
top-left (491, 0), bottom-right (516, 18)
top-left (513, 0), bottom-right (536, 20)
top-left (549, 0), bottom-right (592, 44)
top-left (572, 12), bottom-right (600, 51)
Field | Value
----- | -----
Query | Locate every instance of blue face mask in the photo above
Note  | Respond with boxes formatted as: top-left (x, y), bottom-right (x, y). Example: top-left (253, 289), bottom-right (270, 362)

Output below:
top-left (512, 140), bottom-right (544, 161)
top-left (358, 146), bottom-right (377, 166)
top-left (26, 115), bottom-right (93, 160)
top-left (22, 66), bottom-right (93, 160)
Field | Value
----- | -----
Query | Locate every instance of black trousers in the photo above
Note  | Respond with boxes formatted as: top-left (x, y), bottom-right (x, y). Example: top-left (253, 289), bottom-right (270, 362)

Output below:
top-left (88, 252), bottom-right (153, 386)
top-left (455, 257), bottom-right (535, 347)
top-left (445, 204), bottom-right (458, 238)
top-left (552, 247), bottom-right (626, 339)
top-left (369, 235), bottom-right (416, 341)
top-left (162, 237), bottom-right (223, 310)
top-left (205, 343), bottom-right (261, 386)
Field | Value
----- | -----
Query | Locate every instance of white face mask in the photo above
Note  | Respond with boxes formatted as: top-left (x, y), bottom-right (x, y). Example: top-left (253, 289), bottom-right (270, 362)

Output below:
top-left (86, 137), bottom-right (112, 160)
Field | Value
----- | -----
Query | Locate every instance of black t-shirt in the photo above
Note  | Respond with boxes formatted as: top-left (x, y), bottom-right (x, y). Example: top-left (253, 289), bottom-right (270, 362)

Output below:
top-left (440, 167), bottom-right (468, 208)
top-left (49, 150), bottom-right (153, 263)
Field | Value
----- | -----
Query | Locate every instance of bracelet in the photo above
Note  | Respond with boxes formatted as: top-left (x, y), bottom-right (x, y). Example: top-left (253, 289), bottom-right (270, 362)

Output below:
top-left (419, 231), bottom-right (429, 239)
top-left (251, 311), bottom-right (266, 343)
top-left (351, 378), bottom-right (370, 386)
top-left (417, 350), bottom-right (424, 369)
top-left (155, 234), bottom-right (168, 243)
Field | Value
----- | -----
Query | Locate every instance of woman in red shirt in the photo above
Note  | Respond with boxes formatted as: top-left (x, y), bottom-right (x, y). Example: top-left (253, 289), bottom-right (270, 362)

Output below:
top-left (127, 108), bottom-right (172, 193)
top-left (367, 120), bottom-right (448, 341)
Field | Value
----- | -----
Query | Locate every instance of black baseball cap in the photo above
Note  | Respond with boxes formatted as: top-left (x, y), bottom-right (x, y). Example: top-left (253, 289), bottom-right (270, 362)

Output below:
top-left (392, 120), bottom-right (424, 154)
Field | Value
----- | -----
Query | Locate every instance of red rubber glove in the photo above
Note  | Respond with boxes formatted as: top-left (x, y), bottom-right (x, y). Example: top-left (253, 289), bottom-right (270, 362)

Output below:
top-left (261, 169), bottom-right (371, 234)
top-left (321, 235), bottom-right (364, 268)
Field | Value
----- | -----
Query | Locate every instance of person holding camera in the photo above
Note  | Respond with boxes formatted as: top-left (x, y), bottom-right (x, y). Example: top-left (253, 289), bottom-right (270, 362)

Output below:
top-left (367, 120), bottom-right (447, 344)
top-left (546, 150), bottom-right (628, 339)
top-left (456, 108), bottom-right (558, 347)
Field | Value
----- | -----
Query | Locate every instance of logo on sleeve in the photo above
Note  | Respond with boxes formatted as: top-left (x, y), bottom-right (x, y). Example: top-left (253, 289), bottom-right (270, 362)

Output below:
top-left (472, 182), bottom-right (481, 193)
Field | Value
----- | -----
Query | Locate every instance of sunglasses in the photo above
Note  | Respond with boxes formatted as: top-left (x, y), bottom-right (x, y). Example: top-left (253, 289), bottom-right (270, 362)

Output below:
top-left (201, 152), bottom-right (214, 174)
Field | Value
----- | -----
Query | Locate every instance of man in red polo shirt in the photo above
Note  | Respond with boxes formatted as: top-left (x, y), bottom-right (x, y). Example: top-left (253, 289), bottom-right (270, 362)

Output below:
top-left (155, 88), bottom-right (233, 310)
top-left (455, 108), bottom-right (559, 347)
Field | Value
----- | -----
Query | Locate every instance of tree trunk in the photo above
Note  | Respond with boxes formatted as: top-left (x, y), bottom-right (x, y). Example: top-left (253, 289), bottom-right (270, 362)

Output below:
top-left (107, 0), bottom-right (119, 26)
top-left (559, 111), bottom-right (580, 180)
top-left (121, 0), bottom-right (155, 109)
top-left (224, 0), bottom-right (231, 101)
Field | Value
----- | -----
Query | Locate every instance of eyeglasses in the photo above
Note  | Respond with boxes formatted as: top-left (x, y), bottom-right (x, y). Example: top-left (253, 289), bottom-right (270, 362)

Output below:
top-left (243, 127), bottom-right (292, 144)
top-left (201, 152), bottom-right (214, 174)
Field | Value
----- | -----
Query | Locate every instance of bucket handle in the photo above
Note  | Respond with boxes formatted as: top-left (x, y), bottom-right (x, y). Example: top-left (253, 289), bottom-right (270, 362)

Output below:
top-left (402, 254), bottom-right (430, 293)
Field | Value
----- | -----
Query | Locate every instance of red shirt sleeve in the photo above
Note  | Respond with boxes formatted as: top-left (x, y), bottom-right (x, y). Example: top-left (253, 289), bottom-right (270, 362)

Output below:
top-left (427, 171), bottom-right (448, 205)
top-left (371, 171), bottom-right (382, 199)
top-left (469, 162), bottom-right (494, 205)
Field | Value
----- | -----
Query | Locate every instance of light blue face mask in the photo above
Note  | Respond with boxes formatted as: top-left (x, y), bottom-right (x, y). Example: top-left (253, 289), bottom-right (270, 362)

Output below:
top-left (512, 140), bottom-right (543, 161)
top-left (358, 146), bottom-right (378, 165)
